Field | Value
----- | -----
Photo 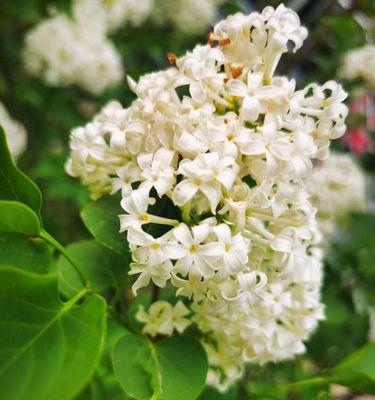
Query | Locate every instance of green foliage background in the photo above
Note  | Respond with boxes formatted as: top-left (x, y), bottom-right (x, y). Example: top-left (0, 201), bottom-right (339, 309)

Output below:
top-left (0, 0), bottom-right (374, 399)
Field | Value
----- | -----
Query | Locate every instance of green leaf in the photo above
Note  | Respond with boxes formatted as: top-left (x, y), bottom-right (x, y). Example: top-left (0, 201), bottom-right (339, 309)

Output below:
top-left (0, 200), bottom-right (41, 234)
top-left (0, 126), bottom-right (42, 217)
top-left (78, 318), bottom-right (130, 400)
top-left (330, 342), bottom-right (375, 393)
top-left (0, 266), bottom-right (107, 400)
top-left (81, 195), bottom-right (130, 258)
top-left (112, 333), bottom-right (208, 400)
top-left (0, 232), bottom-right (51, 273)
top-left (288, 343), bottom-right (375, 394)
top-left (57, 239), bottom-right (128, 298)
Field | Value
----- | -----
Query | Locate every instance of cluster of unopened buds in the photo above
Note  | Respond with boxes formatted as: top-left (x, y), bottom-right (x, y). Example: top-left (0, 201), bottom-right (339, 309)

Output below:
top-left (67, 5), bottom-right (348, 391)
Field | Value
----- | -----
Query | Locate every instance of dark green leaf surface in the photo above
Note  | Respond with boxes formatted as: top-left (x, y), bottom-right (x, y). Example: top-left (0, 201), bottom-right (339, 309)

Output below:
top-left (0, 266), bottom-right (107, 400)
top-left (0, 232), bottom-right (51, 273)
top-left (57, 239), bottom-right (128, 298)
top-left (0, 200), bottom-right (41, 234)
top-left (113, 333), bottom-right (208, 400)
top-left (81, 195), bottom-right (130, 257)
top-left (0, 127), bottom-right (42, 217)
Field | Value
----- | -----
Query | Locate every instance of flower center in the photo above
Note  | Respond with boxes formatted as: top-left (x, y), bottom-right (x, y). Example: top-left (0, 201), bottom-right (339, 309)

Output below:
top-left (189, 244), bottom-right (198, 253)
top-left (139, 214), bottom-right (149, 222)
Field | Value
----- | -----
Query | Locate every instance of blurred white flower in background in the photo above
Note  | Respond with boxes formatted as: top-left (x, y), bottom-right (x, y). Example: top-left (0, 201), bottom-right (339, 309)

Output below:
top-left (340, 45), bottom-right (375, 89)
top-left (0, 102), bottom-right (27, 160)
top-left (153, 0), bottom-right (226, 35)
top-left (67, 5), bottom-right (349, 391)
top-left (23, 12), bottom-right (124, 95)
top-left (23, 0), bottom-right (228, 94)
top-left (306, 153), bottom-right (367, 236)
top-left (73, 0), bottom-right (154, 34)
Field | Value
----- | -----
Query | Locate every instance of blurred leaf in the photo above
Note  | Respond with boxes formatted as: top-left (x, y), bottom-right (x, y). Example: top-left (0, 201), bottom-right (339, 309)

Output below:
top-left (57, 239), bottom-right (128, 298)
top-left (34, 151), bottom-right (89, 207)
top-left (330, 342), bottom-right (375, 393)
top-left (289, 343), bottom-right (375, 394)
top-left (81, 195), bottom-right (130, 258)
top-left (0, 231), bottom-right (51, 273)
top-left (347, 213), bottom-right (375, 249)
top-left (112, 333), bottom-right (208, 400)
top-left (200, 386), bottom-right (241, 400)
top-left (308, 288), bottom-right (368, 367)
top-left (0, 266), bottom-right (107, 400)
top-left (0, 126), bottom-right (42, 217)
top-left (0, 200), bottom-right (40, 234)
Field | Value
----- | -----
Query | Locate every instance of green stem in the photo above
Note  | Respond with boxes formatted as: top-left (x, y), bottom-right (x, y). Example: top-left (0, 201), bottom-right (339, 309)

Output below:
top-left (39, 229), bottom-right (90, 289)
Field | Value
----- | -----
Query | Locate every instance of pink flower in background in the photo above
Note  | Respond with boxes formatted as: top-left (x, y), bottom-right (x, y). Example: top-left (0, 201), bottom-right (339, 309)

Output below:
top-left (349, 94), bottom-right (368, 114)
top-left (343, 128), bottom-right (371, 156)
top-left (371, 110), bottom-right (375, 130)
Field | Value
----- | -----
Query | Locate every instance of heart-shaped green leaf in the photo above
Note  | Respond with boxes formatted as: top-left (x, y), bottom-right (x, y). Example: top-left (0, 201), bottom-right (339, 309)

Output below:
top-left (57, 239), bottom-right (128, 298)
top-left (0, 126), bottom-right (42, 217)
top-left (81, 195), bottom-right (130, 258)
top-left (0, 232), bottom-right (51, 273)
top-left (0, 266), bottom-right (107, 400)
top-left (0, 200), bottom-right (41, 234)
top-left (112, 333), bottom-right (208, 400)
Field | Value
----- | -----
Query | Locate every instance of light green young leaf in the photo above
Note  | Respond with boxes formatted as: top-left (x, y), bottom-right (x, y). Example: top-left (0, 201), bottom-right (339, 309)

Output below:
top-left (112, 333), bottom-right (208, 400)
top-left (0, 266), bottom-right (107, 400)
top-left (0, 200), bottom-right (41, 234)
top-left (81, 195), bottom-right (130, 258)
top-left (0, 232), bottom-right (51, 273)
top-left (0, 126), bottom-right (42, 217)
top-left (57, 239), bottom-right (128, 298)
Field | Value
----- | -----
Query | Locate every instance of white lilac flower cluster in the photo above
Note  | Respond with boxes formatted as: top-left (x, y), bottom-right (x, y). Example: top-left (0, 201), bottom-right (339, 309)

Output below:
top-left (340, 45), bottom-right (375, 89)
top-left (153, 0), bottom-right (226, 35)
top-left (23, 11), bottom-right (123, 95)
top-left (306, 153), bottom-right (366, 237)
top-left (0, 102), bottom-right (27, 160)
top-left (67, 5), bottom-right (348, 391)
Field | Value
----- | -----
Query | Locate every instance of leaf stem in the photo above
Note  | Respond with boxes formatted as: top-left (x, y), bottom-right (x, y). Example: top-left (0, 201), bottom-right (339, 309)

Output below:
top-left (39, 229), bottom-right (90, 289)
